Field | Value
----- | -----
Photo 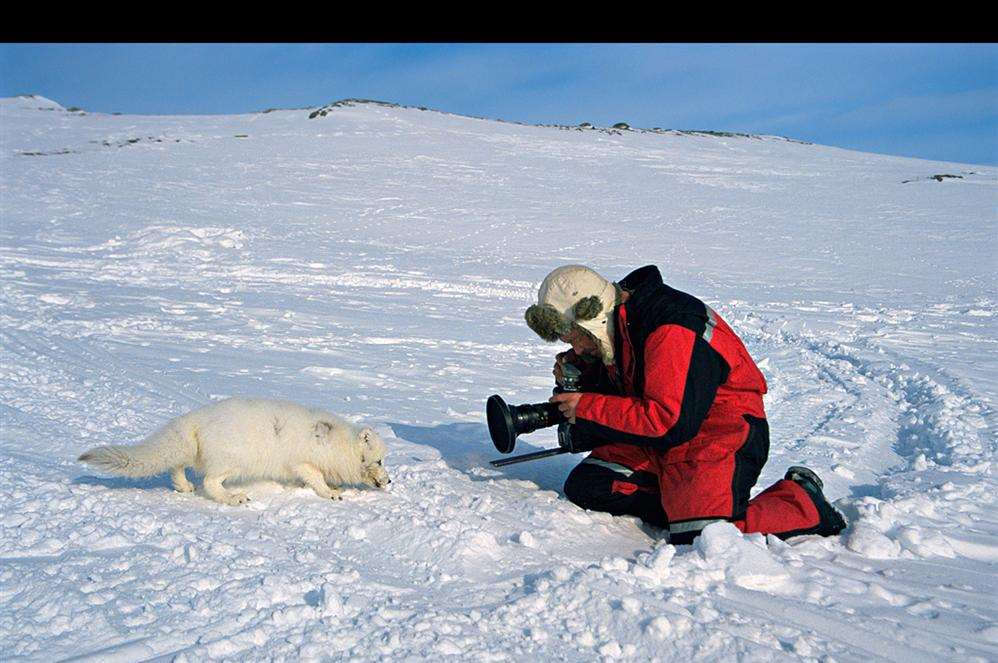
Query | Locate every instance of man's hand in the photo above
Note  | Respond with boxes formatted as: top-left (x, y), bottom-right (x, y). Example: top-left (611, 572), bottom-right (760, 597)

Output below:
top-left (549, 392), bottom-right (583, 423)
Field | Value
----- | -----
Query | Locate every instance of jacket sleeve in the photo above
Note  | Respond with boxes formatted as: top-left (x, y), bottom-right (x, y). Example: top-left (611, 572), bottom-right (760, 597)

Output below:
top-left (571, 324), bottom-right (728, 450)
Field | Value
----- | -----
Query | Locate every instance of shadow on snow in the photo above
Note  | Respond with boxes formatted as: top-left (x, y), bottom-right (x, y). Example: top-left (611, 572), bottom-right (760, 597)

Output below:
top-left (389, 421), bottom-right (581, 494)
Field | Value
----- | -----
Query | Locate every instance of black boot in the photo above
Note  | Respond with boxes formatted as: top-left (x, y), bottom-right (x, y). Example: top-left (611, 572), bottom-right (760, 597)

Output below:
top-left (781, 466), bottom-right (847, 537)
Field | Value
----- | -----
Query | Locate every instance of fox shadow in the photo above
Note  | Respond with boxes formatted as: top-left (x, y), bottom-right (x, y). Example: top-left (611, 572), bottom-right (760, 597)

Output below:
top-left (388, 422), bottom-right (580, 494)
top-left (72, 473), bottom-right (175, 491)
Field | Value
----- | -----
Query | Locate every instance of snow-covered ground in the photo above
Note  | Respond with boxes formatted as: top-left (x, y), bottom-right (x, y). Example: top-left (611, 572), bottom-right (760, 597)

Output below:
top-left (1, 94), bottom-right (995, 661)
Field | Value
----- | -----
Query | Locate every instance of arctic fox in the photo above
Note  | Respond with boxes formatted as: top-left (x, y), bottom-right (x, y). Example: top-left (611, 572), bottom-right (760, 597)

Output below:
top-left (79, 397), bottom-right (390, 505)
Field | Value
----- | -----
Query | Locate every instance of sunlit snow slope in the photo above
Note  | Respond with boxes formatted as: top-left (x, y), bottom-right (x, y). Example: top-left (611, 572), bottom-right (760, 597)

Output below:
top-left (2, 95), bottom-right (996, 661)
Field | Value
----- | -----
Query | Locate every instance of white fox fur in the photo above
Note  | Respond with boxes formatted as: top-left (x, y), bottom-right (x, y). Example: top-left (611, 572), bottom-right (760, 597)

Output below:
top-left (79, 397), bottom-right (390, 506)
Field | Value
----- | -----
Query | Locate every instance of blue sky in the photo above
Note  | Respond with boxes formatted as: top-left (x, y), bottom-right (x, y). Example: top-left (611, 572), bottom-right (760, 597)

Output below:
top-left (2, 43), bottom-right (995, 165)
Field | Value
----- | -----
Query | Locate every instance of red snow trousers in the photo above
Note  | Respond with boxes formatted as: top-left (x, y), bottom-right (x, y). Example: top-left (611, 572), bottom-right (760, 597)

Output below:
top-left (564, 417), bottom-right (821, 543)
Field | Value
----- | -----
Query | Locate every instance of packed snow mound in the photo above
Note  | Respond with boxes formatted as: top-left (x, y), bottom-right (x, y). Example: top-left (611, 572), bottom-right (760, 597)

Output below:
top-left (0, 94), bottom-right (66, 111)
top-left (1, 96), bottom-right (995, 661)
top-left (693, 523), bottom-right (794, 592)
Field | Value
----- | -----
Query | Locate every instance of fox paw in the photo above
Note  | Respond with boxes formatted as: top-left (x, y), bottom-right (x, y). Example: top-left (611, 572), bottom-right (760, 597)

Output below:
top-left (310, 485), bottom-right (343, 500)
top-left (173, 480), bottom-right (195, 493)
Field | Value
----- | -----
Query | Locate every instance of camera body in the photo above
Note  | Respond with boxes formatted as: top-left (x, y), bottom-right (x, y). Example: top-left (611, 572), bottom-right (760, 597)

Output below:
top-left (554, 362), bottom-right (583, 394)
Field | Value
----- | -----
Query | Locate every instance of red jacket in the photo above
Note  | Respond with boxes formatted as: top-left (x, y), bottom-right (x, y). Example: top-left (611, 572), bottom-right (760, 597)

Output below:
top-left (573, 265), bottom-right (767, 461)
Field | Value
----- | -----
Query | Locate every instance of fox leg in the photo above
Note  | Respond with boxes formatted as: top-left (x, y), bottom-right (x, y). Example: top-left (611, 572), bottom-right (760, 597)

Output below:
top-left (293, 463), bottom-right (342, 500)
top-left (171, 466), bottom-right (195, 493)
top-left (203, 472), bottom-right (248, 506)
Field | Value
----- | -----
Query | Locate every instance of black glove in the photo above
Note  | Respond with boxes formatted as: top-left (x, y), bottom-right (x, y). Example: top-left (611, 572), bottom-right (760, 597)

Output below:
top-left (557, 421), bottom-right (600, 454)
top-left (556, 421), bottom-right (573, 451)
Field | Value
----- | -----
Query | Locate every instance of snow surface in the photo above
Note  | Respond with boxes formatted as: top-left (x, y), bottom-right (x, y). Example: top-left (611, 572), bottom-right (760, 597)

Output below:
top-left (1, 94), bottom-right (996, 661)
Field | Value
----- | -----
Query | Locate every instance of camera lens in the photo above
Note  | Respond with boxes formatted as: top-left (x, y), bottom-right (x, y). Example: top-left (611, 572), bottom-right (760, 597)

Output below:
top-left (487, 396), bottom-right (566, 454)
top-left (487, 395), bottom-right (517, 453)
top-left (512, 402), bottom-right (565, 433)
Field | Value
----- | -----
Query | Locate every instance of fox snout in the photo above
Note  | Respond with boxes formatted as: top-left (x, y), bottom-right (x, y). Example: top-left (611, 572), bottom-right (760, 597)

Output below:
top-left (369, 469), bottom-right (391, 489)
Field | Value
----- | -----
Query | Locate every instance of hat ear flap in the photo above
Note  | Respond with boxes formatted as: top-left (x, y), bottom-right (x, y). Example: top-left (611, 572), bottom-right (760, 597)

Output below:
top-left (573, 296), bottom-right (603, 321)
top-left (525, 304), bottom-right (569, 341)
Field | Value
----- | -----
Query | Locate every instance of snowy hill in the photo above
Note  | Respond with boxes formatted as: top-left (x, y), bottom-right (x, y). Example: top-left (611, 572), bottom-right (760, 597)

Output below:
top-left (1, 94), bottom-right (995, 661)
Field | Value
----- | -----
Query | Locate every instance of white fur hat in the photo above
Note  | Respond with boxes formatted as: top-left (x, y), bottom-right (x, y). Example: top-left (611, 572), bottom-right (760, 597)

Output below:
top-left (525, 265), bottom-right (618, 365)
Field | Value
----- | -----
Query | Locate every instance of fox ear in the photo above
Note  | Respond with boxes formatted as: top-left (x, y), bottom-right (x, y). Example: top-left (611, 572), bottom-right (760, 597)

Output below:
top-left (357, 427), bottom-right (376, 450)
top-left (313, 420), bottom-right (334, 442)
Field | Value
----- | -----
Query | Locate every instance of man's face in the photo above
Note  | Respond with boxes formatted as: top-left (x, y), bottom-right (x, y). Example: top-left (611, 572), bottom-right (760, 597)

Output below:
top-left (559, 326), bottom-right (599, 361)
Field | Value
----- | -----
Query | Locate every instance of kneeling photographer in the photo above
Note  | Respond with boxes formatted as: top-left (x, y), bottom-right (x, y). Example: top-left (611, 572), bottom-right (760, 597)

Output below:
top-left (513, 264), bottom-right (847, 545)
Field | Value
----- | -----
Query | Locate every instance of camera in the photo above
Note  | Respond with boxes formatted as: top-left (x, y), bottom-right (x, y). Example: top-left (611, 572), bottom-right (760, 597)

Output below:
top-left (486, 363), bottom-right (581, 466)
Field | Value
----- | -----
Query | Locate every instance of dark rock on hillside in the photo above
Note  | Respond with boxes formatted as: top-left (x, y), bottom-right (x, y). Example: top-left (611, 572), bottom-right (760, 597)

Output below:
top-left (902, 173), bottom-right (968, 184)
top-left (301, 97), bottom-right (809, 145)
top-left (309, 99), bottom-right (415, 119)
top-left (17, 149), bottom-right (78, 156)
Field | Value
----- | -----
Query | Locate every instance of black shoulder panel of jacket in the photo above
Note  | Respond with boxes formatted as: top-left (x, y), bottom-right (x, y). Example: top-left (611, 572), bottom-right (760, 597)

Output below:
top-left (618, 265), bottom-right (664, 292)
top-left (620, 265), bottom-right (711, 338)
top-left (658, 334), bottom-right (730, 446)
